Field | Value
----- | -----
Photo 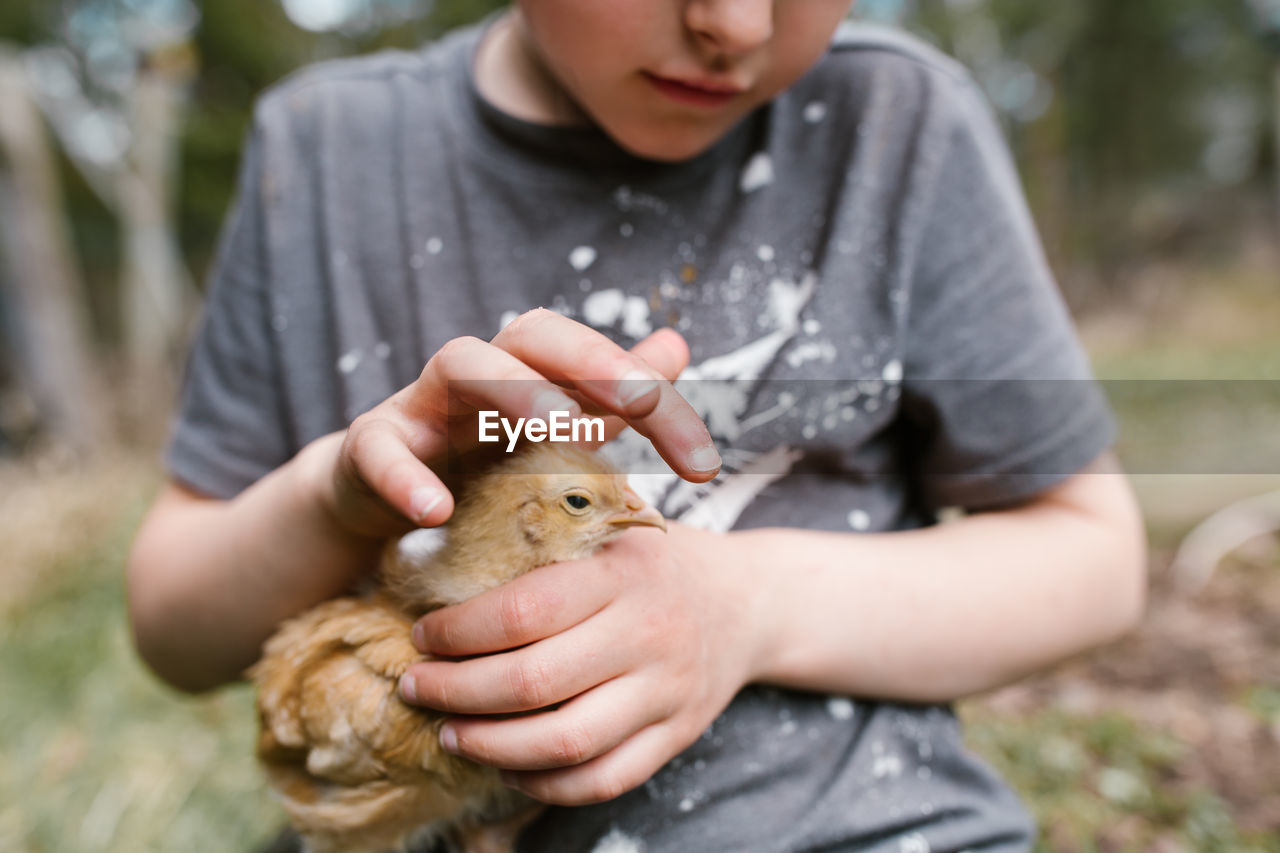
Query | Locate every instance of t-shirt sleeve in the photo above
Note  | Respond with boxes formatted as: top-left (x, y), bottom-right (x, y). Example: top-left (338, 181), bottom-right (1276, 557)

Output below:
top-left (164, 115), bottom-right (293, 499)
top-left (897, 76), bottom-right (1114, 511)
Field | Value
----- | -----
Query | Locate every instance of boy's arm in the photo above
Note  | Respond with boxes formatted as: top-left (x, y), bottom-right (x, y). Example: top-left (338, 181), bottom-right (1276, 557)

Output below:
top-left (128, 433), bottom-right (378, 693)
top-left (128, 316), bottom-right (718, 693)
top-left (404, 451), bottom-right (1146, 805)
top-left (744, 451), bottom-right (1147, 701)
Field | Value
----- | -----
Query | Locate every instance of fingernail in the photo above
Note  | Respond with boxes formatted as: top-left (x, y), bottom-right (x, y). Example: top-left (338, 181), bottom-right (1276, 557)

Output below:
top-left (534, 390), bottom-right (580, 420)
top-left (617, 370), bottom-right (659, 408)
top-left (399, 673), bottom-right (418, 703)
top-left (440, 724), bottom-right (458, 754)
top-left (411, 621), bottom-right (427, 651)
top-left (687, 444), bottom-right (722, 473)
top-left (409, 487), bottom-right (443, 523)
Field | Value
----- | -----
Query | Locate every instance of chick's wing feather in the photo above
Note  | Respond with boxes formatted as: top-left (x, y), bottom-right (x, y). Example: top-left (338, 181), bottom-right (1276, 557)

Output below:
top-left (251, 596), bottom-right (465, 785)
top-left (251, 597), bottom-right (504, 852)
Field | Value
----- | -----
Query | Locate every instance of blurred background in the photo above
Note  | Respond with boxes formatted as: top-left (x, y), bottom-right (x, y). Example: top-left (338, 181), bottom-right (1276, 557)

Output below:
top-left (0, 1), bottom-right (1277, 851)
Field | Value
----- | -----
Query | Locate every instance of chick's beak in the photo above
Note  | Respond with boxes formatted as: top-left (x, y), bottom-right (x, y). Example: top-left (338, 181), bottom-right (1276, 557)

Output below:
top-left (608, 487), bottom-right (667, 532)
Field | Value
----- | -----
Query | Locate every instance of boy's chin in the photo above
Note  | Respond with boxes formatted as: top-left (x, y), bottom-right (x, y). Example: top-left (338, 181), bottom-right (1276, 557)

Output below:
top-left (602, 119), bottom-right (739, 165)
top-left (613, 132), bottom-right (727, 165)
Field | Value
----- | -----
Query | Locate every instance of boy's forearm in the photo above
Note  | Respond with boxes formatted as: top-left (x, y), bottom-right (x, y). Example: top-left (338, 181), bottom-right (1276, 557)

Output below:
top-left (734, 462), bottom-right (1147, 702)
top-left (127, 433), bottom-right (383, 692)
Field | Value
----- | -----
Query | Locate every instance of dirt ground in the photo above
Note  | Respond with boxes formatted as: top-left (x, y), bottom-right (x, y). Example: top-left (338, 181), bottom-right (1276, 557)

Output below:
top-left (971, 532), bottom-right (1280, 846)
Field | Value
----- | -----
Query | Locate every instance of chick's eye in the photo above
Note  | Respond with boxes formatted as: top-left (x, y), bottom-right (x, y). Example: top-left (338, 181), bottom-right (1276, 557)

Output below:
top-left (565, 495), bottom-right (590, 510)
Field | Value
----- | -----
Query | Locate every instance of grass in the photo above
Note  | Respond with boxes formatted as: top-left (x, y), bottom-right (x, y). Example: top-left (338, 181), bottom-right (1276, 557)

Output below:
top-left (960, 707), bottom-right (1279, 852)
top-left (0, 455), bottom-right (283, 853)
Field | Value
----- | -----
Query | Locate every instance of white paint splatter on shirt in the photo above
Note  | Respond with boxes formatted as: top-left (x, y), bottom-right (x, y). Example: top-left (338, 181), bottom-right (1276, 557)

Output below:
top-left (899, 832), bottom-right (931, 853)
top-left (740, 152), bottom-right (774, 193)
top-left (498, 310), bottom-right (520, 331)
top-left (337, 350), bottom-right (362, 374)
top-left (847, 509), bottom-right (871, 531)
top-left (583, 289), bottom-right (626, 327)
top-left (569, 245), bottom-right (598, 272)
top-left (736, 391), bottom-right (796, 434)
top-left (591, 827), bottom-right (645, 853)
top-left (768, 272), bottom-right (817, 329)
top-left (620, 295), bottom-right (653, 339)
top-left (673, 445), bottom-right (805, 533)
top-left (873, 752), bottom-right (903, 779)
top-left (425, 237), bottom-right (443, 255)
top-left (581, 289), bottom-right (651, 339)
top-left (612, 185), bottom-right (668, 215)
top-left (882, 359), bottom-right (903, 383)
top-left (756, 244), bottom-right (776, 262)
top-left (785, 340), bottom-right (837, 368)
top-left (803, 101), bottom-right (829, 123)
top-left (827, 696), bottom-right (855, 720)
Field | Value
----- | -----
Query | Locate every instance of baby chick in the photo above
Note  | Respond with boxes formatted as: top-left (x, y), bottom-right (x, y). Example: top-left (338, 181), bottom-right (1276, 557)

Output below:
top-left (381, 443), bottom-right (666, 614)
top-left (251, 444), bottom-right (665, 853)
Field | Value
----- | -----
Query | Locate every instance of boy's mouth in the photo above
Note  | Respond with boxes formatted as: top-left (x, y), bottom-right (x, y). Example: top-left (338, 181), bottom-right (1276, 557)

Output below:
top-left (642, 72), bottom-right (745, 108)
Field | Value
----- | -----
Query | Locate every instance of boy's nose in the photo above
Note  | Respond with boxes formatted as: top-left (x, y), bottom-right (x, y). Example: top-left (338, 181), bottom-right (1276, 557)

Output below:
top-left (685, 0), bottom-right (774, 56)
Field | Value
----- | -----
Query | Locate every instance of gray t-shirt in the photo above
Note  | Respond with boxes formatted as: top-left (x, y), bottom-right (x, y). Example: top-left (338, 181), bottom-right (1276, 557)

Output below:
top-left (169, 19), bottom-right (1113, 852)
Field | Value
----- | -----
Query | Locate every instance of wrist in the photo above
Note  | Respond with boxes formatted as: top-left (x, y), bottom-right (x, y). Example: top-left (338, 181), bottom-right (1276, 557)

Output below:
top-left (700, 528), bottom-right (781, 689)
top-left (717, 527), bottom-right (853, 691)
top-left (293, 431), bottom-right (349, 527)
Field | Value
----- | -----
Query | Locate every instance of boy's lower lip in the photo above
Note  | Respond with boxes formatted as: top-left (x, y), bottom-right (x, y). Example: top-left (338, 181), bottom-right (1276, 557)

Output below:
top-left (644, 74), bottom-right (739, 108)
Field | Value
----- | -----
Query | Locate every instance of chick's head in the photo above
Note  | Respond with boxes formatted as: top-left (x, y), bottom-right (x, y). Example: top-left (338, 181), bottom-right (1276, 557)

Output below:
top-left (464, 444), bottom-right (665, 567)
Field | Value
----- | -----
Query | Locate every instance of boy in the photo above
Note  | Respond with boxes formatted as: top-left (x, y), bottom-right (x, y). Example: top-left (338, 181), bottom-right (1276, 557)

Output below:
top-left (128, 2), bottom-right (1147, 850)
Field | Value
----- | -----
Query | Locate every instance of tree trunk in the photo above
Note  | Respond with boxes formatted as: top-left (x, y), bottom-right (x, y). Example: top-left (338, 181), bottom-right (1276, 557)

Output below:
top-left (118, 61), bottom-right (196, 409)
top-left (0, 48), bottom-right (106, 452)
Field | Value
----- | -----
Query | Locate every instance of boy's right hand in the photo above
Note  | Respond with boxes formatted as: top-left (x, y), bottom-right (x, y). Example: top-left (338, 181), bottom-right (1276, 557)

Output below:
top-left (325, 309), bottom-right (719, 538)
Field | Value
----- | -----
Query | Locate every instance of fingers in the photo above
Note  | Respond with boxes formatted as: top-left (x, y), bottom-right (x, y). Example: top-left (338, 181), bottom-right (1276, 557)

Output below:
top-left (338, 416), bottom-right (453, 530)
top-left (493, 311), bottom-right (720, 481)
top-left (629, 327), bottom-right (690, 382)
top-left (341, 337), bottom-right (586, 530)
top-left (412, 559), bottom-right (616, 657)
top-left (596, 329), bottom-right (691, 444)
top-left (438, 677), bottom-right (673, 776)
top-left (502, 720), bottom-right (686, 806)
top-left (339, 317), bottom-right (714, 534)
top-left (402, 608), bottom-right (627, 714)
top-left (411, 335), bottom-right (583, 425)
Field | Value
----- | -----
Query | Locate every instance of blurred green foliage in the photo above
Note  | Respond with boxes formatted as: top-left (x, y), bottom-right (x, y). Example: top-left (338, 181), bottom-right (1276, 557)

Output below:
top-left (913, 0), bottom-right (1274, 285)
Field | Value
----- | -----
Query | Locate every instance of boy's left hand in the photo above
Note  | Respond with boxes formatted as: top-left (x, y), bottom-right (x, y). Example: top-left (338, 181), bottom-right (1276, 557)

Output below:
top-left (398, 523), bottom-right (760, 806)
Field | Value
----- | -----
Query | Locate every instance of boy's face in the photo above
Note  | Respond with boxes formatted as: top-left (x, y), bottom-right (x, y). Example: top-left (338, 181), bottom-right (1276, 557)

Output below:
top-left (512, 0), bottom-right (856, 162)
